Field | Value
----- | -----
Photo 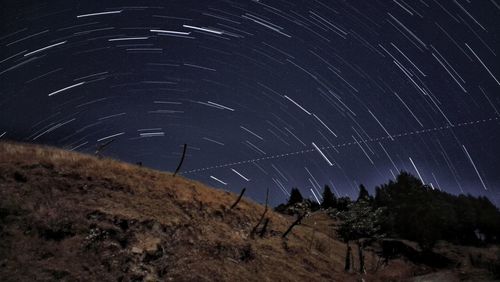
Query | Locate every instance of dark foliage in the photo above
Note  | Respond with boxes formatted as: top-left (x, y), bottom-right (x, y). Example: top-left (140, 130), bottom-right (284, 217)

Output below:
top-left (274, 171), bottom-right (499, 254)
top-left (288, 188), bottom-right (303, 206)
top-left (274, 196), bottom-right (318, 215)
top-left (374, 171), bottom-right (500, 251)
top-left (321, 185), bottom-right (337, 209)
top-left (305, 199), bottom-right (321, 212)
top-left (356, 184), bottom-right (371, 202)
top-left (336, 197), bottom-right (352, 212)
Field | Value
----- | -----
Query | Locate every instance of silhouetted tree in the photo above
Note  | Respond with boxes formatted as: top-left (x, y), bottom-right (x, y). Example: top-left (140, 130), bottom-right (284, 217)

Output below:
top-left (374, 172), bottom-right (443, 251)
top-left (321, 185), bottom-right (337, 209)
top-left (373, 171), bottom-right (500, 251)
top-left (275, 188), bottom-right (320, 215)
top-left (357, 184), bottom-right (371, 202)
top-left (287, 188), bottom-right (303, 205)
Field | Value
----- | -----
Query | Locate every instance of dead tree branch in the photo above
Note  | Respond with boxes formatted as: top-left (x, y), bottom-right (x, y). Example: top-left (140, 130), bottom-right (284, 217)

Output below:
top-left (282, 212), bottom-right (307, 239)
top-left (94, 139), bottom-right (115, 158)
top-left (173, 144), bottom-right (187, 177)
top-left (230, 187), bottom-right (246, 209)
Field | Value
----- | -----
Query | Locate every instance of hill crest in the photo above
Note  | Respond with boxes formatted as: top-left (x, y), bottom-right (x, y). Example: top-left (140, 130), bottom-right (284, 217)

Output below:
top-left (0, 142), bottom-right (498, 281)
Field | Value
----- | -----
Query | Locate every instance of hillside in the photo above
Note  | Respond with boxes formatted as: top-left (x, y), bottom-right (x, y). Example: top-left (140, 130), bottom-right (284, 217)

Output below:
top-left (0, 142), bottom-right (498, 281)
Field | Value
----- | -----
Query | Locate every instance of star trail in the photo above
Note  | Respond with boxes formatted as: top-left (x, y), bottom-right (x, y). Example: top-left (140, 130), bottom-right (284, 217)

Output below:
top-left (1, 0), bottom-right (499, 206)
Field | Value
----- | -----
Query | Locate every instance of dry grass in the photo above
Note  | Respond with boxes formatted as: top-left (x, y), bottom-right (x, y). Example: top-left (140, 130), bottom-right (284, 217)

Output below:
top-left (0, 141), bottom-right (497, 282)
top-left (0, 142), bottom-right (353, 281)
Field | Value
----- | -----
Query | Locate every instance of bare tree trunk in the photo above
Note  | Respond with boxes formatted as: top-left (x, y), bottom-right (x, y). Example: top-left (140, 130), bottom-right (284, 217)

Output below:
top-left (350, 246), bottom-right (354, 270)
top-left (357, 239), bottom-right (365, 274)
top-left (345, 241), bottom-right (352, 272)
top-left (308, 222), bottom-right (316, 252)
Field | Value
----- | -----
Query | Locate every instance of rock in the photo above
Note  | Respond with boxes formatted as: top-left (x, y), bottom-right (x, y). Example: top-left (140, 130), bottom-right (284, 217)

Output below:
top-left (145, 244), bottom-right (158, 254)
top-left (144, 274), bottom-right (158, 282)
top-left (144, 242), bottom-right (163, 262)
top-left (144, 238), bottom-right (161, 253)
top-left (131, 247), bottom-right (143, 254)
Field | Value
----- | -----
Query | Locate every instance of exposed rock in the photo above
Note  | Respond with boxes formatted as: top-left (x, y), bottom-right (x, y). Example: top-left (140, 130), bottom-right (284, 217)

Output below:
top-left (131, 247), bottom-right (143, 254)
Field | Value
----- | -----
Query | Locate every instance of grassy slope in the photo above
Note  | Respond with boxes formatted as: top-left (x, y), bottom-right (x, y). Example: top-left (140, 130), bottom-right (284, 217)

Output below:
top-left (0, 142), bottom-right (497, 281)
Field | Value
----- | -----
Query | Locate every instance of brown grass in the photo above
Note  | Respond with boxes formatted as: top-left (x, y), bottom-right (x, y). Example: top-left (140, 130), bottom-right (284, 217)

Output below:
top-left (0, 141), bottom-right (497, 281)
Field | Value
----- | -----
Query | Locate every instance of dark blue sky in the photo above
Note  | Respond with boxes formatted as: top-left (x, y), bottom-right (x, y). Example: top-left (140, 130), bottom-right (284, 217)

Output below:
top-left (1, 0), bottom-right (499, 206)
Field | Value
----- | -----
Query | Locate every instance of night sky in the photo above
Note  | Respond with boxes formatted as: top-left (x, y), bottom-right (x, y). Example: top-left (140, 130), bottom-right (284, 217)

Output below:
top-left (1, 0), bottom-right (499, 206)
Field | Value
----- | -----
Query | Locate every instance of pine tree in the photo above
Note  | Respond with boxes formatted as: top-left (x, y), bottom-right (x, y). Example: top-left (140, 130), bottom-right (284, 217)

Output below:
top-left (357, 184), bottom-right (370, 202)
top-left (321, 185), bottom-right (337, 209)
top-left (287, 188), bottom-right (303, 205)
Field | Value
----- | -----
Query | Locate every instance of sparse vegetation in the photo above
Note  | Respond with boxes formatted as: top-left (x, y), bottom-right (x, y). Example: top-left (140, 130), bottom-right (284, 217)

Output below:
top-left (0, 142), bottom-right (358, 281)
top-left (1, 142), bottom-right (499, 281)
top-left (273, 167), bottom-right (500, 279)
